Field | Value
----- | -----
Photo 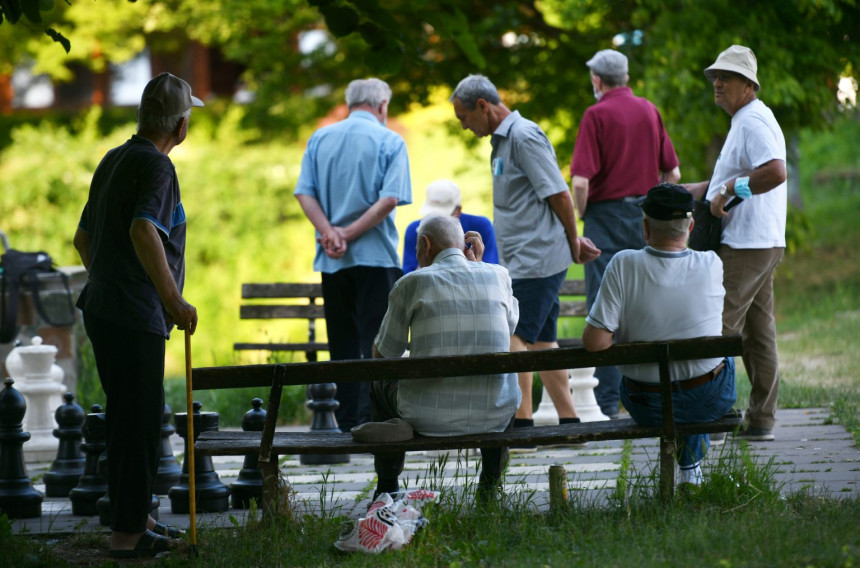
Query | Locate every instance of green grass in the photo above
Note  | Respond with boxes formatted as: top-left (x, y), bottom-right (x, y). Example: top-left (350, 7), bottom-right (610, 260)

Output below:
top-left (4, 443), bottom-right (858, 567)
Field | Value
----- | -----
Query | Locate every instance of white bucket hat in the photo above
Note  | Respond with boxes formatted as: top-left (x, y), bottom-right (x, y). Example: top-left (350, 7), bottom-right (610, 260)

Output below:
top-left (704, 45), bottom-right (760, 91)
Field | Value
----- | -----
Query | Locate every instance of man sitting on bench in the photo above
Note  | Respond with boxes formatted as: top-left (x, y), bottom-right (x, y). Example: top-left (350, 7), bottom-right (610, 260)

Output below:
top-left (582, 183), bottom-right (737, 489)
top-left (370, 214), bottom-right (520, 502)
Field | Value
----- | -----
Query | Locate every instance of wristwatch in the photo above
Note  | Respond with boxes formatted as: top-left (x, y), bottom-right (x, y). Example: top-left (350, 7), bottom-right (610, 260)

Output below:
top-left (718, 184), bottom-right (729, 198)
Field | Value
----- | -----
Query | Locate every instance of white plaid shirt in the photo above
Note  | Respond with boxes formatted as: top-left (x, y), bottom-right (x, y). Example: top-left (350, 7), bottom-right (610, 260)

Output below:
top-left (374, 248), bottom-right (520, 436)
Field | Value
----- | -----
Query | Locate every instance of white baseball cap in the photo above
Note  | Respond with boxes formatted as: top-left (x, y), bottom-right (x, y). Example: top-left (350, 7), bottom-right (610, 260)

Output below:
top-left (420, 180), bottom-right (461, 217)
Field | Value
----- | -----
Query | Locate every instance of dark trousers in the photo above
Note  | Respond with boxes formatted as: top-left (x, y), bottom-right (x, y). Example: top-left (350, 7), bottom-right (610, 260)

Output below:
top-left (583, 200), bottom-right (646, 417)
top-left (321, 265), bottom-right (401, 432)
top-left (370, 380), bottom-right (510, 493)
top-left (84, 312), bottom-right (164, 533)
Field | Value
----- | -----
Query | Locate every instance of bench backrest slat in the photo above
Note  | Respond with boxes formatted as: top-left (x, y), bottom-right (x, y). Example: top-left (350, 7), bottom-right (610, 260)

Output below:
top-left (240, 305), bottom-right (325, 320)
top-left (197, 335), bottom-right (741, 391)
top-left (242, 283), bottom-right (322, 299)
top-left (243, 280), bottom-right (585, 299)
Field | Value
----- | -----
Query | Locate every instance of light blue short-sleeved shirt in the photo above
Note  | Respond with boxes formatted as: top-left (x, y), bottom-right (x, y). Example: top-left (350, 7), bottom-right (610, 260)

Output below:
top-left (374, 248), bottom-right (521, 436)
top-left (294, 110), bottom-right (412, 273)
top-left (490, 111), bottom-right (573, 279)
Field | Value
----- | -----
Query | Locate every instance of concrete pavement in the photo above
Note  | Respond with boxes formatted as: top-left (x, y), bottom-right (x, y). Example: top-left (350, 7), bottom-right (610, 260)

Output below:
top-left (8, 407), bottom-right (859, 535)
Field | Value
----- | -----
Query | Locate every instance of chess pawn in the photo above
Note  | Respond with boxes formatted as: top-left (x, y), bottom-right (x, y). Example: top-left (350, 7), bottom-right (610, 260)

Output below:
top-left (68, 405), bottom-right (106, 516)
top-left (230, 398), bottom-right (266, 509)
top-left (168, 401), bottom-right (230, 513)
top-left (0, 378), bottom-right (43, 518)
top-left (153, 403), bottom-right (182, 495)
top-left (43, 393), bottom-right (85, 497)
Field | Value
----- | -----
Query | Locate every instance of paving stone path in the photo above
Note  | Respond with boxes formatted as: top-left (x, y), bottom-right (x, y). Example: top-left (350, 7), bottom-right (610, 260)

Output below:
top-left (10, 407), bottom-right (859, 535)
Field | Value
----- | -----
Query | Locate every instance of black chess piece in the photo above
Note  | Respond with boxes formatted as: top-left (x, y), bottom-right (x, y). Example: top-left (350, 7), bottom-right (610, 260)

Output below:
top-left (0, 378), bottom-right (43, 518)
top-left (153, 403), bottom-right (181, 495)
top-left (44, 393), bottom-right (86, 497)
top-left (230, 398), bottom-right (266, 509)
top-left (68, 404), bottom-right (107, 516)
top-left (301, 382), bottom-right (350, 465)
top-left (96, 449), bottom-right (160, 526)
top-left (168, 401), bottom-right (230, 513)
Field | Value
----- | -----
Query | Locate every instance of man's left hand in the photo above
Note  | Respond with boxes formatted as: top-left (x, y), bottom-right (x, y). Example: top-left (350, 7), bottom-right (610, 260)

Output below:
top-left (464, 231), bottom-right (484, 262)
top-left (709, 194), bottom-right (730, 218)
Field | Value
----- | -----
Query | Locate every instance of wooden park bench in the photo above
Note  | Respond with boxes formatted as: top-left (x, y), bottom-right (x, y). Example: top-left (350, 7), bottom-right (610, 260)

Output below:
top-left (233, 280), bottom-right (588, 360)
top-left (193, 335), bottom-right (743, 517)
top-left (232, 278), bottom-right (593, 438)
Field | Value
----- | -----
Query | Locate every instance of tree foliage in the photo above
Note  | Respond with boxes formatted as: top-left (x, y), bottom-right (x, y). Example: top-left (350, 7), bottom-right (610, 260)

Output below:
top-left (3, 0), bottom-right (859, 175)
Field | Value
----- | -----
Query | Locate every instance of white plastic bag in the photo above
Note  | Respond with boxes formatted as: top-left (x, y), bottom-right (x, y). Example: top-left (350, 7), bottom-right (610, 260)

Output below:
top-left (334, 489), bottom-right (440, 553)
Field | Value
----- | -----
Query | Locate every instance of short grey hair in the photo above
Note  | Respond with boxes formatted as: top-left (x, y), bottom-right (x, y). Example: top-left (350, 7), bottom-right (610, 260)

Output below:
top-left (417, 214), bottom-right (464, 250)
top-left (592, 70), bottom-right (627, 88)
top-left (450, 74), bottom-right (501, 109)
top-left (138, 108), bottom-right (191, 135)
top-left (645, 215), bottom-right (693, 240)
top-left (345, 78), bottom-right (391, 109)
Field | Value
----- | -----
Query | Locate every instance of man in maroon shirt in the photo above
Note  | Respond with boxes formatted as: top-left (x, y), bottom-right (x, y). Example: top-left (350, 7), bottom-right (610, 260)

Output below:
top-left (570, 49), bottom-right (681, 419)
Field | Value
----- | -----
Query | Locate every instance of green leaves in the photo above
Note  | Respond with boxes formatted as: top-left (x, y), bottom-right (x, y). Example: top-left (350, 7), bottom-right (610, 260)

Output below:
top-left (0, 0), bottom-right (22, 24)
top-left (45, 26), bottom-right (69, 53)
top-left (1, 0), bottom-right (68, 53)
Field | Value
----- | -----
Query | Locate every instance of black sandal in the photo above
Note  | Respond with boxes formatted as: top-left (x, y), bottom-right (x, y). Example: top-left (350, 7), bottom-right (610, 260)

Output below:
top-left (153, 521), bottom-right (186, 538)
top-left (109, 529), bottom-right (172, 558)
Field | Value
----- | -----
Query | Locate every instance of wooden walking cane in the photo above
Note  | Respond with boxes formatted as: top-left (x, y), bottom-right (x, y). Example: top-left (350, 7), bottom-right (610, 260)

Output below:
top-left (184, 328), bottom-right (199, 556)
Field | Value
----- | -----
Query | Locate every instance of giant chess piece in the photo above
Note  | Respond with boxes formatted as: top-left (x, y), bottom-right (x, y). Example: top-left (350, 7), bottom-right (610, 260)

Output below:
top-left (12, 337), bottom-right (66, 462)
top-left (0, 378), bottom-right (43, 518)
top-left (301, 382), bottom-right (349, 465)
top-left (169, 401), bottom-right (230, 513)
top-left (43, 393), bottom-right (86, 497)
top-left (230, 398), bottom-right (266, 509)
top-left (68, 404), bottom-right (107, 516)
top-left (153, 403), bottom-right (182, 495)
top-left (96, 450), bottom-right (160, 526)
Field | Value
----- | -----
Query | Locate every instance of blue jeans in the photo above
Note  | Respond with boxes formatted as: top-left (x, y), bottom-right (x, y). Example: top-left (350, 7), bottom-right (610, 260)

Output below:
top-left (620, 358), bottom-right (737, 467)
top-left (584, 200), bottom-right (646, 417)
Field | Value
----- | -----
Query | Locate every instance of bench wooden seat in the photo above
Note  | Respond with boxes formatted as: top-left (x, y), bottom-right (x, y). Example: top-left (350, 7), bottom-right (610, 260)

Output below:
top-left (193, 335), bottom-right (744, 515)
top-left (195, 413), bottom-right (742, 457)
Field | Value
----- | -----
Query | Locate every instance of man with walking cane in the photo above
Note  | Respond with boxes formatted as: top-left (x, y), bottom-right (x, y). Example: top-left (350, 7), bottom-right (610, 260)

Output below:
top-left (74, 72), bottom-right (200, 558)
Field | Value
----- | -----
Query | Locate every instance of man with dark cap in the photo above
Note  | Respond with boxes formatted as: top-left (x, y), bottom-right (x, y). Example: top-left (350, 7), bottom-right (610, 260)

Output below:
top-left (570, 49), bottom-right (681, 419)
top-left (582, 184), bottom-right (736, 490)
top-left (682, 45), bottom-right (787, 442)
top-left (74, 72), bottom-right (201, 557)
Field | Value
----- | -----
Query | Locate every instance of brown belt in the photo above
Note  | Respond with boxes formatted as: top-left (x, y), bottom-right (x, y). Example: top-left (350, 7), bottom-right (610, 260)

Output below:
top-left (625, 362), bottom-right (726, 394)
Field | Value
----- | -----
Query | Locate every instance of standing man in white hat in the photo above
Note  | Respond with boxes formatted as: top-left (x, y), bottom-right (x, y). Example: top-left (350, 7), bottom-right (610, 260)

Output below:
top-left (401, 179), bottom-right (499, 274)
top-left (682, 45), bottom-right (787, 442)
top-left (570, 49), bottom-right (681, 419)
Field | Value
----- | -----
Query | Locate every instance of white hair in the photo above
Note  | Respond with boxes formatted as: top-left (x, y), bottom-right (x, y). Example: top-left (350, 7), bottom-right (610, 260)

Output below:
top-left (417, 214), bottom-right (464, 250)
top-left (345, 78), bottom-right (392, 109)
top-left (449, 74), bottom-right (501, 109)
top-left (645, 215), bottom-right (693, 240)
top-left (138, 108), bottom-right (191, 134)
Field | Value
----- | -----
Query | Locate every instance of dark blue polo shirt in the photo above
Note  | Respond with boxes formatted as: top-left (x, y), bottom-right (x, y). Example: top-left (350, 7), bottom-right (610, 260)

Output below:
top-left (76, 134), bottom-right (186, 338)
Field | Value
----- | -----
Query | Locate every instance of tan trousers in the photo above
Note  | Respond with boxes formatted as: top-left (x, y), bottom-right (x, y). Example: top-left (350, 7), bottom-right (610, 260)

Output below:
top-left (719, 246), bottom-right (785, 430)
